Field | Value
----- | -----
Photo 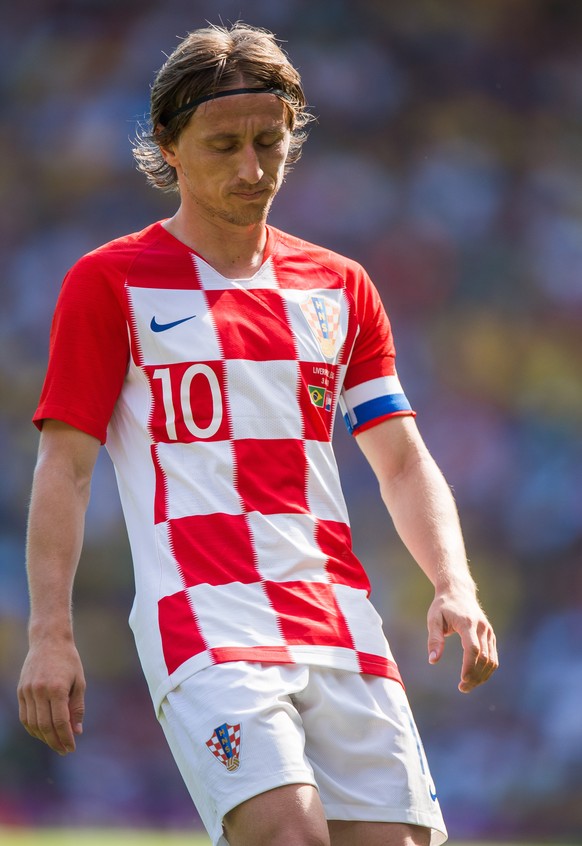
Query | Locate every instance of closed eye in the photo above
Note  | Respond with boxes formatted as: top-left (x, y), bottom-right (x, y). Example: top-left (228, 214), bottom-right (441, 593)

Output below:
top-left (209, 138), bottom-right (283, 155)
top-left (256, 132), bottom-right (285, 148)
top-left (210, 140), bottom-right (238, 153)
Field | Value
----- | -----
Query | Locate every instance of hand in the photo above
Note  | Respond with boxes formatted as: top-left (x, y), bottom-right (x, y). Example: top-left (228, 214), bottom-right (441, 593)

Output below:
top-left (17, 639), bottom-right (86, 755)
top-left (427, 588), bottom-right (498, 693)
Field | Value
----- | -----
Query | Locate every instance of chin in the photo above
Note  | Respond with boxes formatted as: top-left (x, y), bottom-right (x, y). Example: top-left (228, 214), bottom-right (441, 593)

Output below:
top-left (224, 203), bottom-right (272, 227)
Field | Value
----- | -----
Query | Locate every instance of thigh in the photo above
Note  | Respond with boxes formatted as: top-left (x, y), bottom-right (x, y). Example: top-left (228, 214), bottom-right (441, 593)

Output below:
top-left (224, 783), bottom-right (329, 846)
top-left (295, 669), bottom-right (447, 845)
top-left (328, 820), bottom-right (430, 846)
top-left (158, 662), bottom-right (318, 845)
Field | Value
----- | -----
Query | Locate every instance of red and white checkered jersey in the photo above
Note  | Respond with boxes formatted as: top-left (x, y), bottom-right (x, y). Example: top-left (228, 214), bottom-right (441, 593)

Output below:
top-left (34, 222), bottom-right (415, 713)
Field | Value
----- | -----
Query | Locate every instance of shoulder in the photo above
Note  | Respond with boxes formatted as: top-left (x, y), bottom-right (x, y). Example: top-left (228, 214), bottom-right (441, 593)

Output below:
top-left (269, 227), bottom-right (368, 287)
top-left (70, 221), bottom-right (168, 280)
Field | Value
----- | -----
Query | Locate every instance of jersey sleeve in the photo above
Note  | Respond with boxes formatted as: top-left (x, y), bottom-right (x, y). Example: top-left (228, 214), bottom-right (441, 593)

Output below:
top-left (33, 253), bottom-right (129, 444)
top-left (340, 267), bottom-right (415, 435)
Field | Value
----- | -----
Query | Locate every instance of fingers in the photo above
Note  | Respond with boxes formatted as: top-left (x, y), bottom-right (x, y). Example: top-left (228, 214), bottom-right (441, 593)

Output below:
top-left (18, 690), bottom-right (39, 742)
top-left (427, 597), bottom-right (499, 693)
top-left (427, 633), bottom-right (444, 665)
top-left (69, 684), bottom-right (86, 737)
top-left (458, 618), bottom-right (499, 693)
top-left (18, 679), bottom-right (84, 755)
top-left (20, 689), bottom-right (74, 754)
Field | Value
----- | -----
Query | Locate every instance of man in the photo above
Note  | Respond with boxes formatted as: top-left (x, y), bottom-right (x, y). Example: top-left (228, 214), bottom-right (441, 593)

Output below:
top-left (18, 22), bottom-right (498, 846)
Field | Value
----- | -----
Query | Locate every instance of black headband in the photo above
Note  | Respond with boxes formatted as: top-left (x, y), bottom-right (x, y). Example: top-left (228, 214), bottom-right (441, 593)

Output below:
top-left (160, 86), bottom-right (291, 126)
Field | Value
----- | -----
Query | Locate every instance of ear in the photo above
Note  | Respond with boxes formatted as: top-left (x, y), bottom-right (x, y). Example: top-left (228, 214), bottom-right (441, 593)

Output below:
top-left (161, 146), bottom-right (179, 167)
top-left (155, 126), bottom-right (179, 167)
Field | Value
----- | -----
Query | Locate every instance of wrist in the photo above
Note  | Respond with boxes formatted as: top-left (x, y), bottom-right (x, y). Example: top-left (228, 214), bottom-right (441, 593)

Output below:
top-left (433, 571), bottom-right (478, 599)
top-left (28, 619), bottom-right (75, 645)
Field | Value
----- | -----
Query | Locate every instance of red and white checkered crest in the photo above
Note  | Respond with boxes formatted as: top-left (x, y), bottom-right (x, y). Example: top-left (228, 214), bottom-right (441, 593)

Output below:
top-left (206, 722), bottom-right (242, 771)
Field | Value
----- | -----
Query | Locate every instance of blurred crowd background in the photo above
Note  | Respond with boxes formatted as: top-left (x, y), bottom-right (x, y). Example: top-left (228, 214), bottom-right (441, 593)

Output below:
top-left (1, 0), bottom-right (582, 840)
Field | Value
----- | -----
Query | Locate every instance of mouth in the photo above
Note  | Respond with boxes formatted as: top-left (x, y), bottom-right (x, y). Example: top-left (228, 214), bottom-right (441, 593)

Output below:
top-left (231, 186), bottom-right (272, 201)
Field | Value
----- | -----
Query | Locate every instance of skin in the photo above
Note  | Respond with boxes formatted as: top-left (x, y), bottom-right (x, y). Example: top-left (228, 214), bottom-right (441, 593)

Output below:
top-left (18, 86), bottom-right (498, 846)
top-left (356, 415), bottom-right (498, 693)
top-left (158, 88), bottom-right (292, 278)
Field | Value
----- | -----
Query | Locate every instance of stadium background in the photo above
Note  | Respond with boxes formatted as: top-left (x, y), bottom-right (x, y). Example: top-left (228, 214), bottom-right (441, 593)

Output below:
top-left (1, 0), bottom-right (581, 841)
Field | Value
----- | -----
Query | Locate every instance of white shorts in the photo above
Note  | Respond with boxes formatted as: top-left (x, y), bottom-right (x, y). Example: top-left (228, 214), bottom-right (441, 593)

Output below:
top-left (158, 662), bottom-right (447, 846)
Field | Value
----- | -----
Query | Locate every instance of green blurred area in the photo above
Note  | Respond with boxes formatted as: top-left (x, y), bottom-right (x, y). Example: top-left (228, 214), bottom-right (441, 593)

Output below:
top-left (0, 832), bottom-right (207, 846)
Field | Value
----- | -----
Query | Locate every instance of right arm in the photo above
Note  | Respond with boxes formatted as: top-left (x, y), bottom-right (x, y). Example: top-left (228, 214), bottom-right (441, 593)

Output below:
top-left (17, 420), bottom-right (100, 755)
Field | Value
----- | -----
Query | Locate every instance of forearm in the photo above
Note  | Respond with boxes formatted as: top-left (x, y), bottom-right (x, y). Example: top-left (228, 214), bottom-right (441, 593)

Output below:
top-left (356, 416), bottom-right (478, 597)
top-left (26, 448), bottom-right (92, 642)
top-left (380, 443), bottom-right (476, 595)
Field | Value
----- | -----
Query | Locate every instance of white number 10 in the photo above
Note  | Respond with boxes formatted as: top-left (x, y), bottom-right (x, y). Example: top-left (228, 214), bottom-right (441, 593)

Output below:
top-left (152, 364), bottom-right (223, 440)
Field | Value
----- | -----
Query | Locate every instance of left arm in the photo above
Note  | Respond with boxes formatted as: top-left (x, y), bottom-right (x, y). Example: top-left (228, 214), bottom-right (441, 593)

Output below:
top-left (356, 415), bottom-right (498, 692)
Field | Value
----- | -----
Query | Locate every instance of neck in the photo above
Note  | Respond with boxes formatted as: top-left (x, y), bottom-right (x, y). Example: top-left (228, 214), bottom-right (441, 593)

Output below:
top-left (162, 208), bottom-right (268, 279)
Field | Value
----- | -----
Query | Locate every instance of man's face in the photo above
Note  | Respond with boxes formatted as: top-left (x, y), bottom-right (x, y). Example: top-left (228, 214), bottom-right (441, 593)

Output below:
top-left (162, 92), bottom-right (292, 227)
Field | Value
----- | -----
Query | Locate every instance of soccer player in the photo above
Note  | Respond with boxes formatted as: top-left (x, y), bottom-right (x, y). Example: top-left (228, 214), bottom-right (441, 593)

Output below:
top-left (17, 22), bottom-right (498, 846)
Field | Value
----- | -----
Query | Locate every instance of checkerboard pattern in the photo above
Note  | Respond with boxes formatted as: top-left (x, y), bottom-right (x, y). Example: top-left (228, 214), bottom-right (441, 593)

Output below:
top-left (37, 223), bottom-right (412, 706)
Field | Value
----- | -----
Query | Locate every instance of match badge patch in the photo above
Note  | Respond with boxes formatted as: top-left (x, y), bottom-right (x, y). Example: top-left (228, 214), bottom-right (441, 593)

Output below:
top-left (300, 295), bottom-right (341, 361)
top-left (206, 722), bottom-right (241, 771)
top-left (308, 385), bottom-right (332, 411)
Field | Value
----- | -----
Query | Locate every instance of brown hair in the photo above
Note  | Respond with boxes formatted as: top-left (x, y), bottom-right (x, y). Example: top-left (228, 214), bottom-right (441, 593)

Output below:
top-left (133, 22), bottom-right (312, 192)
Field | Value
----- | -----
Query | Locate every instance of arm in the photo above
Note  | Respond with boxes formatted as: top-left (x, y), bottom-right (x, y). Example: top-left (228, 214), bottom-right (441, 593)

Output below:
top-left (17, 420), bottom-right (101, 754)
top-left (356, 415), bottom-right (498, 692)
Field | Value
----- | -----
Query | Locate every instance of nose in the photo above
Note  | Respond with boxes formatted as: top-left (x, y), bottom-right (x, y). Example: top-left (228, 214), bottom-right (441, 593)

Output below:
top-left (237, 143), bottom-right (264, 184)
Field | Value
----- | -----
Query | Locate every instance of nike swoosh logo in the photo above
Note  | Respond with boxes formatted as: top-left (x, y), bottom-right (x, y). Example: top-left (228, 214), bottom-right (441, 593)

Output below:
top-left (150, 315), bottom-right (196, 332)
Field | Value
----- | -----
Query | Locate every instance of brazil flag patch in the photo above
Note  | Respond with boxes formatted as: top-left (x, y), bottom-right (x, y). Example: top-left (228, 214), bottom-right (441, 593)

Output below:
top-left (308, 385), bottom-right (332, 411)
top-left (308, 385), bottom-right (325, 407)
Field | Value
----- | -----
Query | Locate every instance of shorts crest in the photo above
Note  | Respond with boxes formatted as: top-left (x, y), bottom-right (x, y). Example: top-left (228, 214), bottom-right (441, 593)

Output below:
top-left (206, 722), bottom-right (242, 771)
